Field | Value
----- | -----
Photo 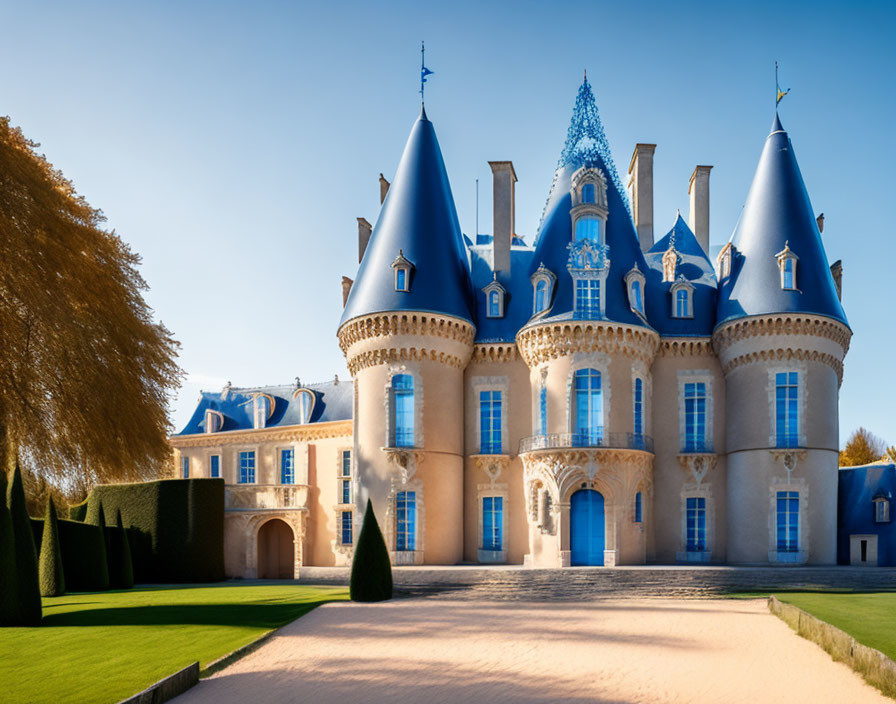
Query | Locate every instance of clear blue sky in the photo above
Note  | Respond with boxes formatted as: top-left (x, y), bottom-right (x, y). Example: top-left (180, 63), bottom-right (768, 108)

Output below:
top-left (1, 1), bottom-right (893, 445)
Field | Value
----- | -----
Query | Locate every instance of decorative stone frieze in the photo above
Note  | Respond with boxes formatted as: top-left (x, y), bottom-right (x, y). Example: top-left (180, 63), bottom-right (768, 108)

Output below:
top-left (516, 320), bottom-right (660, 368)
top-left (521, 448), bottom-right (653, 504)
top-left (723, 348), bottom-right (845, 385)
top-left (471, 343), bottom-right (520, 363)
top-left (169, 420), bottom-right (352, 449)
top-left (346, 347), bottom-right (467, 375)
top-left (713, 314), bottom-right (851, 352)
top-left (338, 311), bottom-right (476, 351)
top-left (470, 454), bottom-right (511, 486)
top-left (659, 337), bottom-right (714, 357)
top-left (676, 454), bottom-right (718, 486)
top-left (770, 449), bottom-right (808, 482)
top-left (381, 447), bottom-right (425, 484)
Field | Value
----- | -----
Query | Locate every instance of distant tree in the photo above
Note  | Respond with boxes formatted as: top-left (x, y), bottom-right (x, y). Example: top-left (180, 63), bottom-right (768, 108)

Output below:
top-left (39, 497), bottom-right (65, 597)
top-left (0, 117), bottom-right (182, 498)
top-left (0, 470), bottom-right (18, 625)
top-left (885, 446), bottom-right (896, 465)
top-left (7, 463), bottom-right (41, 625)
top-left (839, 427), bottom-right (886, 467)
top-left (350, 500), bottom-right (393, 602)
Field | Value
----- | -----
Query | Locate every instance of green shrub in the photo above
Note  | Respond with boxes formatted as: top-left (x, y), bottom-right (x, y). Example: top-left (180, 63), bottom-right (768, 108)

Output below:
top-left (0, 471), bottom-right (18, 625)
top-left (84, 478), bottom-right (224, 583)
top-left (86, 502), bottom-right (111, 590)
top-left (38, 497), bottom-right (65, 597)
top-left (107, 510), bottom-right (133, 590)
top-left (68, 500), bottom-right (88, 522)
top-left (33, 516), bottom-right (109, 592)
top-left (350, 499), bottom-right (393, 602)
top-left (7, 464), bottom-right (41, 625)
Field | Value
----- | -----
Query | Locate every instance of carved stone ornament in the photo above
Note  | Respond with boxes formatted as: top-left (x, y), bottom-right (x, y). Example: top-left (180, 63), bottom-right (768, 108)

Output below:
top-left (770, 449), bottom-right (808, 482)
top-left (471, 454), bottom-right (511, 487)
top-left (677, 453), bottom-right (717, 486)
top-left (382, 447), bottom-right (424, 483)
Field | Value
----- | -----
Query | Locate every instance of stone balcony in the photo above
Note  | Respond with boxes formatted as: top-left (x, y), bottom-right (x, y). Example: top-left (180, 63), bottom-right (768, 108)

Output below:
top-left (225, 484), bottom-right (309, 511)
top-left (519, 431), bottom-right (654, 455)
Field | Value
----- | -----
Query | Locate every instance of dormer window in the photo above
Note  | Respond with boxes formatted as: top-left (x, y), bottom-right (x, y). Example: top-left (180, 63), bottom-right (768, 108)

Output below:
top-left (482, 277), bottom-right (507, 318)
top-left (205, 409), bottom-right (223, 434)
top-left (531, 264), bottom-right (556, 316)
top-left (252, 394), bottom-right (273, 429)
top-left (293, 388), bottom-right (316, 425)
top-left (776, 242), bottom-right (799, 291)
top-left (670, 279), bottom-right (695, 318)
top-left (582, 183), bottom-right (595, 203)
top-left (392, 250), bottom-right (414, 292)
top-left (718, 242), bottom-right (733, 280)
top-left (624, 265), bottom-right (646, 315)
top-left (874, 494), bottom-right (891, 523)
top-left (570, 167), bottom-right (609, 246)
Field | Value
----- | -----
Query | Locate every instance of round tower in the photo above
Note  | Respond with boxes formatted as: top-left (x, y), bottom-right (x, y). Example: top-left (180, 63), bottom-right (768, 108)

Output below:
top-left (714, 115), bottom-right (850, 565)
top-left (338, 109), bottom-right (475, 565)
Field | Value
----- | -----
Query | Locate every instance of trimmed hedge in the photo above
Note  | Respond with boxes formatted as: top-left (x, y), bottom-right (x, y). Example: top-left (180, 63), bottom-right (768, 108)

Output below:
top-left (68, 500), bottom-right (87, 522)
top-left (108, 510), bottom-right (134, 590)
top-left (350, 499), bottom-right (393, 602)
top-left (31, 517), bottom-right (109, 592)
top-left (8, 465), bottom-right (42, 625)
top-left (83, 478), bottom-right (224, 583)
top-left (0, 471), bottom-right (18, 625)
top-left (38, 497), bottom-right (65, 597)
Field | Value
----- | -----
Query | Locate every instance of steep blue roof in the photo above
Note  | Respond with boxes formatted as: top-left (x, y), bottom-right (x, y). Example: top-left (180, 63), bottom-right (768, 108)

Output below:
top-left (469, 245), bottom-right (536, 342)
top-left (528, 77), bottom-right (648, 328)
top-left (838, 464), bottom-right (896, 565)
top-left (645, 213), bottom-right (718, 336)
top-left (340, 108), bottom-right (474, 327)
top-left (716, 115), bottom-right (848, 327)
top-left (177, 379), bottom-right (353, 436)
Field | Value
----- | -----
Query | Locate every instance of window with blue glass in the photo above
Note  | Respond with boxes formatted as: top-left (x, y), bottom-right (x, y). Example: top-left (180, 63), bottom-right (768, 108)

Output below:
top-left (539, 384), bottom-right (548, 435)
top-left (488, 290), bottom-right (500, 317)
top-left (634, 378), bottom-right (644, 441)
top-left (341, 510), bottom-right (353, 545)
top-left (675, 288), bottom-right (689, 318)
top-left (634, 492), bottom-right (643, 523)
top-left (209, 454), bottom-right (220, 479)
top-left (574, 278), bottom-right (600, 318)
top-left (482, 496), bottom-right (503, 551)
top-left (253, 395), bottom-right (268, 430)
top-left (683, 382), bottom-right (707, 452)
top-left (182, 456), bottom-right (189, 479)
top-left (392, 374), bottom-right (415, 447)
top-left (575, 216), bottom-right (601, 241)
top-left (396, 491), bottom-right (416, 551)
top-left (776, 491), bottom-right (799, 552)
top-left (239, 451), bottom-right (255, 484)
top-left (395, 268), bottom-right (407, 292)
top-left (783, 258), bottom-right (794, 289)
top-left (280, 448), bottom-right (294, 484)
top-left (631, 279), bottom-right (643, 313)
top-left (775, 372), bottom-right (799, 448)
top-left (574, 369), bottom-right (602, 446)
top-left (296, 389), bottom-right (314, 424)
top-left (341, 450), bottom-right (352, 504)
top-left (686, 497), bottom-right (706, 551)
top-left (582, 183), bottom-right (595, 203)
top-left (480, 390), bottom-right (502, 454)
top-left (534, 279), bottom-right (547, 313)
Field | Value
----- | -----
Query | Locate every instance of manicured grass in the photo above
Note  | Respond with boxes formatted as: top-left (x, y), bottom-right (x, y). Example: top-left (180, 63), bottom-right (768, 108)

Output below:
top-left (775, 592), bottom-right (896, 661)
top-left (0, 583), bottom-right (348, 704)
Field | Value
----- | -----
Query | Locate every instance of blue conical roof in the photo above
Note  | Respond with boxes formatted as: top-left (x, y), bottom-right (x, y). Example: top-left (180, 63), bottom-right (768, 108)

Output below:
top-left (340, 110), bottom-right (474, 327)
top-left (716, 116), bottom-right (847, 327)
top-left (528, 77), bottom-right (648, 327)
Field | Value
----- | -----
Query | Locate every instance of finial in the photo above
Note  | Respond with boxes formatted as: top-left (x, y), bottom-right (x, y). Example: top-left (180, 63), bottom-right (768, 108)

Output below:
top-left (775, 60), bottom-right (790, 113)
top-left (583, 68), bottom-right (587, 81)
top-left (420, 41), bottom-right (434, 106)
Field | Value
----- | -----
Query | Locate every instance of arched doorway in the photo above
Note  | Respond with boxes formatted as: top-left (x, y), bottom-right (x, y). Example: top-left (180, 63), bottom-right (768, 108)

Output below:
top-left (257, 519), bottom-right (295, 579)
top-left (570, 489), bottom-right (605, 566)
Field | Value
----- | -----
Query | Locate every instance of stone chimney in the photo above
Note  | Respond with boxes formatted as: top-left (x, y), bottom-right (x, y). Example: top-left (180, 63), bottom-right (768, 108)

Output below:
top-left (688, 165), bottom-right (713, 254)
top-left (627, 144), bottom-right (656, 252)
top-left (830, 260), bottom-right (842, 301)
top-left (488, 161), bottom-right (517, 274)
top-left (379, 173), bottom-right (390, 205)
top-left (341, 276), bottom-right (353, 307)
top-left (816, 213), bottom-right (825, 234)
top-left (357, 217), bottom-right (372, 263)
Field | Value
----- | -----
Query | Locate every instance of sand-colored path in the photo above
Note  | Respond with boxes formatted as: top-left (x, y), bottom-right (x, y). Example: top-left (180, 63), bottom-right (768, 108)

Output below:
top-left (174, 598), bottom-right (890, 704)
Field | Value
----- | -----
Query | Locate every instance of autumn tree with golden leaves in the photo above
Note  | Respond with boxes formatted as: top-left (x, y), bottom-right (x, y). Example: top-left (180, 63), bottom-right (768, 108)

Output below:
top-left (0, 117), bottom-right (181, 499)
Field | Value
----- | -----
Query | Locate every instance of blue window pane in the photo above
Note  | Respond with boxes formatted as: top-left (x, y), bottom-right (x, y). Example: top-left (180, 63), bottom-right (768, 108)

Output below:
top-left (482, 496), bottom-right (503, 551)
top-left (574, 279), bottom-right (601, 319)
top-left (686, 497), bottom-right (706, 551)
top-left (776, 491), bottom-right (799, 552)
top-left (393, 374), bottom-right (414, 447)
top-left (783, 259), bottom-right (794, 289)
top-left (574, 369), bottom-right (602, 446)
top-left (396, 491), bottom-right (416, 551)
top-left (280, 449), bottom-right (294, 484)
top-left (396, 268), bottom-right (407, 291)
top-left (631, 280), bottom-right (643, 313)
top-left (480, 390), bottom-right (502, 454)
top-left (342, 451), bottom-right (351, 476)
top-left (488, 290), bottom-right (500, 317)
top-left (575, 216), bottom-right (601, 241)
top-left (683, 382), bottom-right (707, 452)
top-left (210, 455), bottom-right (220, 479)
top-left (634, 378), bottom-right (643, 438)
top-left (341, 511), bottom-right (353, 545)
top-left (539, 385), bottom-right (548, 435)
top-left (341, 450), bottom-right (352, 504)
top-left (182, 456), bottom-right (189, 479)
top-left (582, 183), bottom-right (595, 203)
top-left (676, 289), bottom-right (689, 317)
top-left (239, 451), bottom-right (255, 484)
top-left (535, 280), bottom-right (547, 313)
top-left (635, 492), bottom-right (642, 523)
top-left (775, 372), bottom-right (799, 448)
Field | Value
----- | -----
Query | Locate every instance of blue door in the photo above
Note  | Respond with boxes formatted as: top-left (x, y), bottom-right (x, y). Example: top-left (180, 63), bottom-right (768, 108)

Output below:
top-left (570, 489), bottom-right (605, 566)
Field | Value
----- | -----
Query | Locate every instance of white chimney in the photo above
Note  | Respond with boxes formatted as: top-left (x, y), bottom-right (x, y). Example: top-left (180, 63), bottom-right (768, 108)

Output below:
top-left (379, 173), bottom-right (390, 205)
top-left (628, 144), bottom-right (656, 251)
top-left (488, 161), bottom-right (516, 274)
top-left (688, 165), bottom-right (712, 253)
top-left (357, 217), bottom-right (372, 263)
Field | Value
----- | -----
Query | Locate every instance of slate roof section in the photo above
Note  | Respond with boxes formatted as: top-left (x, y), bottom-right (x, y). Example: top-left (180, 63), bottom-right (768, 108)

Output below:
top-left (177, 379), bottom-right (353, 436)
top-left (716, 115), bottom-right (848, 327)
top-left (340, 108), bottom-right (475, 328)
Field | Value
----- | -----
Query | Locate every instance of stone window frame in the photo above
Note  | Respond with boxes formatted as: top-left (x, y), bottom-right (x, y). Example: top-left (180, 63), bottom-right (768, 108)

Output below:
top-left (275, 443), bottom-right (303, 485)
top-left (206, 448), bottom-right (223, 480)
top-left (384, 475), bottom-right (425, 565)
top-left (775, 242), bottom-right (799, 291)
top-left (677, 370), bottom-right (713, 453)
top-left (566, 352), bottom-right (612, 436)
top-left (292, 387), bottom-right (317, 425)
top-left (392, 249), bottom-right (414, 292)
top-left (530, 264), bottom-right (557, 317)
top-left (482, 278), bottom-right (507, 319)
top-left (204, 409), bottom-right (224, 434)
top-left (234, 445), bottom-right (261, 484)
top-left (624, 265), bottom-right (647, 316)
top-left (569, 167), bottom-right (609, 246)
top-left (670, 279), bottom-right (695, 319)
top-left (874, 495), bottom-right (891, 523)
top-left (477, 482), bottom-right (509, 563)
top-left (677, 484), bottom-right (714, 562)
top-left (383, 365), bottom-right (424, 449)
top-left (333, 446), bottom-right (355, 552)
top-left (766, 363), bottom-right (808, 448)
top-left (631, 364), bottom-right (650, 438)
top-left (767, 478), bottom-right (809, 564)
top-left (470, 376), bottom-right (510, 455)
top-left (531, 366), bottom-right (549, 435)
top-left (717, 242), bottom-right (733, 281)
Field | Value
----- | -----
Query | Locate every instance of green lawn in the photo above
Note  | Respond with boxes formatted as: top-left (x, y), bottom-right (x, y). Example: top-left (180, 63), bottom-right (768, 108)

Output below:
top-left (0, 583), bottom-right (348, 704)
top-left (775, 592), bottom-right (896, 661)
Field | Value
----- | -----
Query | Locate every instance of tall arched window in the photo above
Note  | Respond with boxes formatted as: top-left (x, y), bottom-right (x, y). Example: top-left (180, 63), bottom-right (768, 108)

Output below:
top-left (392, 374), bottom-right (415, 447)
top-left (534, 280), bottom-right (547, 313)
top-left (633, 378), bottom-right (644, 443)
top-left (632, 280), bottom-right (643, 313)
top-left (539, 384), bottom-right (548, 435)
top-left (783, 258), bottom-right (794, 289)
top-left (573, 369), bottom-right (602, 446)
top-left (582, 183), bottom-right (595, 203)
top-left (396, 490), bottom-right (416, 551)
top-left (575, 216), bottom-right (601, 242)
top-left (488, 290), bottom-right (500, 317)
top-left (634, 491), bottom-right (643, 523)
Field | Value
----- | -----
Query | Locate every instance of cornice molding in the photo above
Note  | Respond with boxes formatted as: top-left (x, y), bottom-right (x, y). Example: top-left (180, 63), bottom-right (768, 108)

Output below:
top-left (169, 419), bottom-right (352, 448)
top-left (338, 311), bottom-right (475, 352)
top-left (713, 314), bottom-right (851, 355)
top-left (516, 320), bottom-right (659, 368)
top-left (659, 337), bottom-right (714, 357)
top-left (723, 347), bottom-right (845, 385)
top-left (471, 343), bottom-right (520, 364)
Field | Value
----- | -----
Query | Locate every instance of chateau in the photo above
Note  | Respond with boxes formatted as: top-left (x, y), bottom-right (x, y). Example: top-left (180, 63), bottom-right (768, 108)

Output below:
top-left (170, 77), bottom-right (850, 578)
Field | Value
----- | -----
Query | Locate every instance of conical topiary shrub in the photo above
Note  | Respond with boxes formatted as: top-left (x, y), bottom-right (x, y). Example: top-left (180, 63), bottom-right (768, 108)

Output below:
top-left (108, 510), bottom-right (134, 590)
top-left (87, 502), bottom-right (110, 591)
top-left (349, 499), bottom-right (393, 602)
top-left (0, 471), bottom-right (18, 625)
top-left (39, 497), bottom-right (65, 597)
top-left (7, 463), bottom-right (42, 625)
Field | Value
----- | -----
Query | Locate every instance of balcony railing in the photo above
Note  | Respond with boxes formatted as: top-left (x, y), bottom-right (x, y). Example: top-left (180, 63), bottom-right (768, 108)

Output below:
top-left (225, 484), bottom-right (309, 511)
top-left (519, 431), bottom-right (654, 454)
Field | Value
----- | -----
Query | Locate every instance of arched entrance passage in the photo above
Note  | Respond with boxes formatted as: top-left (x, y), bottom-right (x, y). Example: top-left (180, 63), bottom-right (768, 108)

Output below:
top-left (257, 519), bottom-right (295, 579)
top-left (570, 489), bottom-right (605, 566)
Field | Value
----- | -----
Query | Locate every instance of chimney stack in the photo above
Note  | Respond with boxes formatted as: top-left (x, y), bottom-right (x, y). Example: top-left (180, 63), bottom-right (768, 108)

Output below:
top-left (688, 165), bottom-right (713, 253)
top-left (628, 144), bottom-right (656, 251)
top-left (379, 173), bottom-right (390, 205)
top-left (830, 260), bottom-right (842, 301)
top-left (341, 276), bottom-right (353, 307)
top-left (816, 213), bottom-right (825, 233)
top-left (357, 217), bottom-right (372, 263)
top-left (488, 161), bottom-right (516, 274)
